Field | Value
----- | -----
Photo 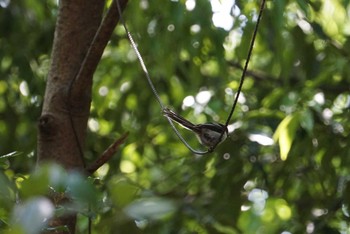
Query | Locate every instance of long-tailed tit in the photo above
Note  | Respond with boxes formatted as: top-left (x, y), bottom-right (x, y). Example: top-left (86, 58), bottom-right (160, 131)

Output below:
top-left (163, 108), bottom-right (228, 149)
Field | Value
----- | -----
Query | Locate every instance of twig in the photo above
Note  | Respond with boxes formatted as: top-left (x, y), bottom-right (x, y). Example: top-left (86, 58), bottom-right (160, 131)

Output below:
top-left (86, 132), bottom-right (129, 174)
top-left (227, 61), bottom-right (274, 82)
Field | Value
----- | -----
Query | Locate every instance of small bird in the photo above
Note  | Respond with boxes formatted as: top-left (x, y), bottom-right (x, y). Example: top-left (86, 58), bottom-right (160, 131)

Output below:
top-left (163, 108), bottom-right (228, 149)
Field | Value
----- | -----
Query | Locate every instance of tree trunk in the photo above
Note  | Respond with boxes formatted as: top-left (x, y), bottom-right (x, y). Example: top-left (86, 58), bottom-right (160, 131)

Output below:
top-left (37, 0), bottom-right (128, 233)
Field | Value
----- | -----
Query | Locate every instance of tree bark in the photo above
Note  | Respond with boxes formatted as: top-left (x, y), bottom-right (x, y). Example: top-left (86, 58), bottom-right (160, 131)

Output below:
top-left (37, 0), bottom-right (128, 233)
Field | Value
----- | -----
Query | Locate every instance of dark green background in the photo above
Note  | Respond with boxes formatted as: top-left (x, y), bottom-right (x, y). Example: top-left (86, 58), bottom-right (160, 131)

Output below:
top-left (1, 0), bottom-right (350, 233)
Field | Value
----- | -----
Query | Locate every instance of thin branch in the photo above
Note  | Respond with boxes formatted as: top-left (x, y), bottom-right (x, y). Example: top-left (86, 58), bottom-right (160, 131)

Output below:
top-left (86, 132), bottom-right (129, 174)
top-left (227, 61), bottom-right (275, 82)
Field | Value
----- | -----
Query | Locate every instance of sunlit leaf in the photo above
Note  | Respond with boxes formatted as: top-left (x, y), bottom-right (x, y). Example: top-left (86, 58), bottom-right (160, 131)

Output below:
top-left (273, 113), bottom-right (300, 160)
top-left (0, 152), bottom-right (22, 160)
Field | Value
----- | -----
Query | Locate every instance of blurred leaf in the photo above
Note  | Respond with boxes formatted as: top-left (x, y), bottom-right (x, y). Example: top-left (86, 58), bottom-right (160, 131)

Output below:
top-left (273, 113), bottom-right (300, 160)
top-left (124, 197), bottom-right (177, 221)
top-left (300, 109), bottom-right (314, 134)
top-left (296, 0), bottom-right (311, 17)
top-left (262, 89), bottom-right (285, 108)
top-left (10, 197), bottom-right (54, 234)
top-left (66, 172), bottom-right (98, 206)
top-left (0, 172), bottom-right (16, 211)
top-left (108, 177), bottom-right (139, 207)
top-left (20, 171), bottom-right (49, 199)
top-left (20, 163), bottom-right (67, 199)
top-left (0, 152), bottom-right (22, 160)
top-left (343, 181), bottom-right (350, 209)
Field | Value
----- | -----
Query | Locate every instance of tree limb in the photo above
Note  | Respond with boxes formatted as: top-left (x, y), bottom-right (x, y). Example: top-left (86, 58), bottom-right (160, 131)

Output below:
top-left (70, 0), bottom-right (129, 102)
top-left (86, 132), bottom-right (129, 174)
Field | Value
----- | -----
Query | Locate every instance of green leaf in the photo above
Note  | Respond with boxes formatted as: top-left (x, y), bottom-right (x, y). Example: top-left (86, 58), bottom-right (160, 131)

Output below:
top-left (300, 109), bottom-right (314, 134)
top-left (273, 113), bottom-right (300, 160)
top-left (124, 197), bottom-right (177, 221)
top-left (66, 172), bottom-right (97, 205)
top-left (20, 163), bottom-right (68, 199)
top-left (0, 152), bottom-right (22, 160)
top-left (20, 171), bottom-right (50, 199)
top-left (108, 177), bottom-right (139, 208)
top-left (0, 172), bottom-right (16, 211)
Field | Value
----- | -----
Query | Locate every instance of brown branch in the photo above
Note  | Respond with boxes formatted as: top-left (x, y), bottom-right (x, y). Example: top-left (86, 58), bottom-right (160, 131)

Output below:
top-left (86, 132), bottom-right (129, 174)
top-left (70, 0), bottom-right (129, 101)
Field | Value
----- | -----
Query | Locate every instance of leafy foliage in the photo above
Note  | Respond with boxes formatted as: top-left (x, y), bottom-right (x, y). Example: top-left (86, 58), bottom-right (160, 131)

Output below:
top-left (1, 0), bottom-right (350, 233)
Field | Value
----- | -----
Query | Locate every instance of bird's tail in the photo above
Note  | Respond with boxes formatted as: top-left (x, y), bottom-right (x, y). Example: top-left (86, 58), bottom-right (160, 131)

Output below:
top-left (163, 108), bottom-right (197, 132)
